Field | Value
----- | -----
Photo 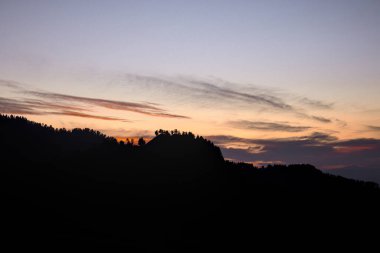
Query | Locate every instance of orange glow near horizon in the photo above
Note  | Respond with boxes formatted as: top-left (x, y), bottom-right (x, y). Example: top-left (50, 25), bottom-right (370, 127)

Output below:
top-left (115, 136), bottom-right (153, 144)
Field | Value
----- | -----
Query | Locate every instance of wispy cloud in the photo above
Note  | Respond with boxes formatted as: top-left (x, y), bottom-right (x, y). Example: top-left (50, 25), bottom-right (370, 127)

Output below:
top-left (367, 125), bottom-right (380, 131)
top-left (1, 75), bottom-right (333, 126)
top-left (208, 131), bottom-right (338, 148)
top-left (0, 97), bottom-right (41, 115)
top-left (0, 79), bottom-right (24, 90)
top-left (207, 133), bottom-right (380, 183)
top-left (124, 74), bottom-right (292, 110)
top-left (299, 97), bottom-right (334, 109)
top-left (23, 98), bottom-right (88, 112)
top-left (0, 79), bottom-right (189, 120)
top-left (27, 91), bottom-right (189, 119)
top-left (335, 119), bottom-right (347, 127)
top-left (0, 97), bottom-right (126, 121)
top-left (51, 110), bottom-right (126, 121)
top-left (227, 120), bottom-right (310, 132)
top-left (121, 74), bottom-right (333, 123)
top-left (187, 79), bottom-right (292, 110)
top-left (309, 115), bottom-right (332, 123)
top-left (299, 132), bottom-right (338, 142)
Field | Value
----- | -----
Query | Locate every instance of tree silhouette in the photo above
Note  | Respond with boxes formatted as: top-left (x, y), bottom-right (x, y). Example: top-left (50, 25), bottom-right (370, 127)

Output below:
top-left (138, 137), bottom-right (146, 146)
top-left (1, 113), bottom-right (379, 250)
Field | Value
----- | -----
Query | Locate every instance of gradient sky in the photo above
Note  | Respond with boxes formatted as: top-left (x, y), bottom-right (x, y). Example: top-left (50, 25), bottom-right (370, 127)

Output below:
top-left (1, 0), bottom-right (380, 182)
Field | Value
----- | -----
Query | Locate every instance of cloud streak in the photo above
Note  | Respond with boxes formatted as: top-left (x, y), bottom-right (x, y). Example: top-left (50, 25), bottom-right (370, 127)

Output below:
top-left (227, 120), bottom-right (311, 132)
top-left (125, 74), bottom-right (292, 109)
top-left (309, 115), bottom-right (332, 123)
top-left (207, 133), bottom-right (380, 183)
top-left (367, 125), bottom-right (380, 131)
top-left (0, 79), bottom-right (189, 120)
top-left (121, 74), bottom-right (333, 123)
top-left (188, 79), bottom-right (292, 110)
top-left (0, 75), bottom-right (335, 124)
top-left (0, 97), bottom-right (126, 121)
top-left (51, 111), bottom-right (125, 121)
top-left (27, 91), bottom-right (189, 119)
top-left (299, 97), bottom-right (334, 109)
top-left (0, 97), bottom-right (42, 115)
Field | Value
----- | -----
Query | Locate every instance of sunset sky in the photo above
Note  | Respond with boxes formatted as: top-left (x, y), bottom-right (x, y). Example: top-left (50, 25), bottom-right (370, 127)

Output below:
top-left (1, 0), bottom-right (380, 182)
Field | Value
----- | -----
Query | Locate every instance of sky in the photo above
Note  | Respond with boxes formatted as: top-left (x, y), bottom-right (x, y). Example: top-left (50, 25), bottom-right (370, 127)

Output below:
top-left (1, 0), bottom-right (380, 182)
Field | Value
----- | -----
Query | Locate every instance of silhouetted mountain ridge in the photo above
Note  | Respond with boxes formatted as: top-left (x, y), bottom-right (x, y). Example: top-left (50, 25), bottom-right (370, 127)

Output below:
top-left (1, 114), bottom-right (379, 250)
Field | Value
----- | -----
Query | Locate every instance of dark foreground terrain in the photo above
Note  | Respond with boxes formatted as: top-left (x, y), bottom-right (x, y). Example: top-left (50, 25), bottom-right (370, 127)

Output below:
top-left (1, 115), bottom-right (379, 250)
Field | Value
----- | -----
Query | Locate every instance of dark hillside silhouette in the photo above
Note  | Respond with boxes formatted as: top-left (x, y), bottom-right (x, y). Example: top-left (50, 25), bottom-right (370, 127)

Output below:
top-left (1, 114), bottom-right (379, 250)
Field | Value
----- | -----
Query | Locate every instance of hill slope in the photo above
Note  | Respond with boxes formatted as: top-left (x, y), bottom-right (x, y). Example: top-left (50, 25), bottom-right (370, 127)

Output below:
top-left (1, 114), bottom-right (379, 250)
